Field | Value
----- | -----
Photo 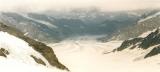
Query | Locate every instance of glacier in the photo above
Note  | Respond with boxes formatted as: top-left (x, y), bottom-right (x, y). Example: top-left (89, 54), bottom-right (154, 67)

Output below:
top-left (49, 39), bottom-right (160, 72)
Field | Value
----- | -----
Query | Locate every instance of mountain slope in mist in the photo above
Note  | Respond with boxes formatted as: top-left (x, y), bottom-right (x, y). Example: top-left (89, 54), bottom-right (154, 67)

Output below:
top-left (113, 10), bottom-right (160, 40)
top-left (0, 9), bottom-right (144, 42)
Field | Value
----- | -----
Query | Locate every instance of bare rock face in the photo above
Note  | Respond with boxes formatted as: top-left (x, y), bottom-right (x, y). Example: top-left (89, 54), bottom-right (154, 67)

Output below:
top-left (0, 48), bottom-right (9, 57)
top-left (144, 46), bottom-right (160, 58)
top-left (114, 28), bottom-right (160, 58)
top-left (0, 22), bottom-right (69, 71)
top-left (30, 55), bottom-right (46, 66)
top-left (139, 29), bottom-right (160, 49)
top-left (115, 38), bottom-right (143, 51)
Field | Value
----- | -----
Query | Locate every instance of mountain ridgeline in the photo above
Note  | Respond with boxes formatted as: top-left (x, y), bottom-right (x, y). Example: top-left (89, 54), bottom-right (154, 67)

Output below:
top-left (0, 10), bottom-right (143, 42)
top-left (114, 28), bottom-right (160, 58)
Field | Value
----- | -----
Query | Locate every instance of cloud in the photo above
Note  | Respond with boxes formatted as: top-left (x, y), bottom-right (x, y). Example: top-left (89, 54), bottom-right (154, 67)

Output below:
top-left (0, 0), bottom-right (160, 12)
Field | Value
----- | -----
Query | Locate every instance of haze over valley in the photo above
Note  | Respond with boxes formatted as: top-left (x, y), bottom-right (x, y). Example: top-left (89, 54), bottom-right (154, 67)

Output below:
top-left (1, 0), bottom-right (160, 72)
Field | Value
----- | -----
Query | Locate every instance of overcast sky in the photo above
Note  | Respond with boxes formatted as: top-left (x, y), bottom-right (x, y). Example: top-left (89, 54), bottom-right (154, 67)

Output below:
top-left (0, 0), bottom-right (160, 12)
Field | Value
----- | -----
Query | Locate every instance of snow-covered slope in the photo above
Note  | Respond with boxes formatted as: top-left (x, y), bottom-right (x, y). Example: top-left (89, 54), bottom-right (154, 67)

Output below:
top-left (0, 23), bottom-right (68, 72)
top-left (138, 12), bottom-right (160, 23)
top-left (0, 32), bottom-right (67, 72)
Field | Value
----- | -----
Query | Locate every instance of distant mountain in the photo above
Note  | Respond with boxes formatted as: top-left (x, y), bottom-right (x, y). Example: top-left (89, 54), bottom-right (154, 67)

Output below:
top-left (0, 9), bottom-right (144, 42)
top-left (0, 22), bottom-right (69, 71)
top-left (0, 12), bottom-right (61, 43)
top-left (112, 10), bottom-right (160, 40)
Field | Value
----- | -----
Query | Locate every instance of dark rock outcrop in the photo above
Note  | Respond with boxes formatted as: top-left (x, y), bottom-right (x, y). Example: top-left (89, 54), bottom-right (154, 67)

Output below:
top-left (31, 55), bottom-right (46, 66)
top-left (0, 48), bottom-right (9, 57)
top-left (115, 38), bottom-right (143, 51)
top-left (139, 29), bottom-right (160, 49)
top-left (0, 22), bottom-right (69, 70)
top-left (114, 28), bottom-right (160, 58)
top-left (144, 45), bottom-right (160, 58)
top-left (116, 28), bottom-right (160, 51)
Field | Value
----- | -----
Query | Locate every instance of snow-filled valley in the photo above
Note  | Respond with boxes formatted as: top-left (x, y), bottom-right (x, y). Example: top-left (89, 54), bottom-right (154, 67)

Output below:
top-left (1, 28), bottom-right (160, 72)
top-left (49, 39), bottom-right (160, 72)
